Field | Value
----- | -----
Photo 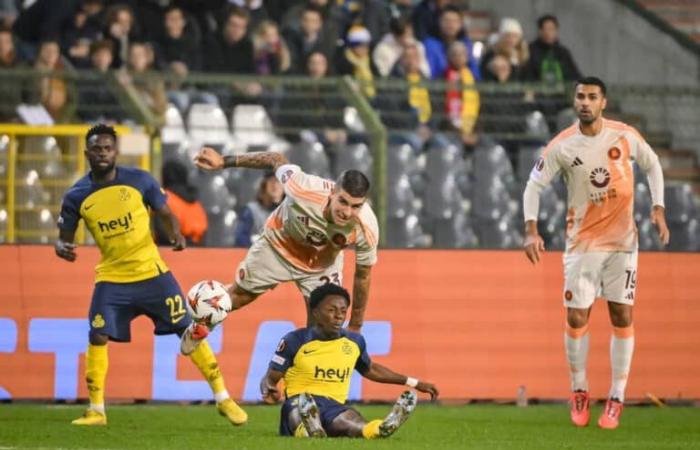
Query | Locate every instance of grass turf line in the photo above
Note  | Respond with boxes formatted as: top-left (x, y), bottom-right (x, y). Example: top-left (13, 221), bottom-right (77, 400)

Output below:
top-left (0, 404), bottom-right (699, 449)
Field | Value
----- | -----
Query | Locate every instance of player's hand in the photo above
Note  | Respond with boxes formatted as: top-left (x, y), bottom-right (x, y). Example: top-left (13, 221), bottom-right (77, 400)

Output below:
top-left (193, 147), bottom-right (224, 171)
top-left (55, 239), bottom-right (77, 262)
top-left (416, 381), bottom-right (439, 401)
top-left (650, 205), bottom-right (670, 246)
top-left (260, 379), bottom-right (281, 404)
top-left (523, 232), bottom-right (545, 265)
top-left (171, 233), bottom-right (186, 251)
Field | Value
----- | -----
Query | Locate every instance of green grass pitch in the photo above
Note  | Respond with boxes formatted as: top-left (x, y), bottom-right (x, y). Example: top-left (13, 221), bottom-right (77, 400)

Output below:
top-left (0, 403), bottom-right (698, 449)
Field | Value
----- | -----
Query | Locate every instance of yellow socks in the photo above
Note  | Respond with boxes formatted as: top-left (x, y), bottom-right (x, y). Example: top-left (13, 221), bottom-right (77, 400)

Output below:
top-left (362, 419), bottom-right (383, 439)
top-left (85, 344), bottom-right (108, 413)
top-left (294, 423), bottom-right (309, 438)
top-left (189, 339), bottom-right (228, 401)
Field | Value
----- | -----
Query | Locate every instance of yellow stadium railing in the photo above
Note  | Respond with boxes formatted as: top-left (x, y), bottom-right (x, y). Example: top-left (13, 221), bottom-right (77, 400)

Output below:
top-left (0, 124), bottom-right (149, 244)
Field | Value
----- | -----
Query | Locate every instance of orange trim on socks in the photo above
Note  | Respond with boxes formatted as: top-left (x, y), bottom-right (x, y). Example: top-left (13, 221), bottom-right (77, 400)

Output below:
top-left (613, 325), bottom-right (634, 339)
top-left (565, 323), bottom-right (589, 339)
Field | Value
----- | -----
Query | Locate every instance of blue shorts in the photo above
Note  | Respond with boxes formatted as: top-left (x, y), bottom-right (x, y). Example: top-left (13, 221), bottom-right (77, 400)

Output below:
top-left (89, 271), bottom-right (192, 342)
top-left (279, 394), bottom-right (350, 436)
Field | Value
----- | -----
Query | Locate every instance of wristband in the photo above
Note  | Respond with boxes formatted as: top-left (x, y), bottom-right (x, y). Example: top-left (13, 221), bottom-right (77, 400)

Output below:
top-left (405, 377), bottom-right (418, 388)
top-left (223, 155), bottom-right (238, 168)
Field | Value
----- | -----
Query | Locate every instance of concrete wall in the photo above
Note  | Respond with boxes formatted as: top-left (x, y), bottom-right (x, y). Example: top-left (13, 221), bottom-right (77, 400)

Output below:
top-left (470, 0), bottom-right (700, 86)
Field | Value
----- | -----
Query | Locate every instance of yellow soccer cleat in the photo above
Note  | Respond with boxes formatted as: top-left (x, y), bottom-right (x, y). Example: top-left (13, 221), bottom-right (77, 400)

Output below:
top-left (217, 398), bottom-right (248, 426)
top-left (71, 408), bottom-right (107, 426)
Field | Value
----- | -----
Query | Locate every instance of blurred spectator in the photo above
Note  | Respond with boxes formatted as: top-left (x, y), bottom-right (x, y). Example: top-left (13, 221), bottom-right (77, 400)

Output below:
top-left (423, 5), bottom-right (480, 80)
top-left (0, 0), bottom-right (18, 28)
top-left (281, 0), bottom-right (340, 42)
top-left (373, 16), bottom-right (430, 78)
top-left (61, 0), bottom-right (105, 69)
top-left (284, 5), bottom-right (336, 73)
top-left (334, 0), bottom-right (388, 47)
top-left (203, 6), bottom-right (254, 73)
top-left (12, 0), bottom-right (80, 61)
top-left (336, 25), bottom-right (376, 98)
top-left (523, 14), bottom-right (581, 83)
top-left (387, 0), bottom-right (414, 20)
top-left (25, 40), bottom-right (73, 122)
top-left (252, 20), bottom-right (290, 74)
top-left (482, 52), bottom-right (515, 83)
top-left (228, 0), bottom-right (269, 31)
top-left (480, 18), bottom-right (528, 80)
top-left (156, 160), bottom-right (208, 246)
top-left (156, 5), bottom-right (202, 75)
top-left (412, 0), bottom-right (452, 40)
top-left (265, 0), bottom-right (305, 23)
top-left (444, 41), bottom-right (479, 140)
top-left (77, 39), bottom-right (125, 122)
top-left (234, 172), bottom-right (283, 247)
top-left (104, 3), bottom-right (139, 69)
top-left (0, 25), bottom-right (23, 121)
top-left (118, 41), bottom-right (167, 122)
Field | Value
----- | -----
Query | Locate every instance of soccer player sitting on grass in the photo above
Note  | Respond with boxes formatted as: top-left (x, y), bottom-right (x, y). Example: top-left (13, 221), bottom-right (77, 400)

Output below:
top-left (260, 283), bottom-right (439, 438)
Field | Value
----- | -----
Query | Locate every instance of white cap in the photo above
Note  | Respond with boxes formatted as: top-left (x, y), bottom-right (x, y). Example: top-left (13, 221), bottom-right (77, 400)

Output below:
top-left (499, 17), bottom-right (523, 36)
top-left (346, 25), bottom-right (371, 45)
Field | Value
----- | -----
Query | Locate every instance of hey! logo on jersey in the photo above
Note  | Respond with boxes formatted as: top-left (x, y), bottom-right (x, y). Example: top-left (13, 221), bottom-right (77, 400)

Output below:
top-left (314, 366), bottom-right (351, 383)
top-left (97, 212), bottom-right (134, 236)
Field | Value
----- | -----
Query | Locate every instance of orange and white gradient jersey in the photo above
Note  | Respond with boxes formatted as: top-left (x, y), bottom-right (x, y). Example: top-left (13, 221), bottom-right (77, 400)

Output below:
top-left (262, 164), bottom-right (379, 272)
top-left (524, 119), bottom-right (665, 254)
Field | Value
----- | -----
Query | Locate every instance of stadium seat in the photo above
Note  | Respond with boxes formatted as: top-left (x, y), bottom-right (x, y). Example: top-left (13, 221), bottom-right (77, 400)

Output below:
top-left (517, 145), bottom-right (543, 183)
top-left (331, 143), bottom-right (373, 180)
top-left (525, 110), bottom-right (551, 140)
top-left (286, 140), bottom-right (331, 178)
top-left (424, 172), bottom-right (464, 219)
top-left (191, 171), bottom-right (236, 215)
top-left (634, 182), bottom-right (652, 223)
top-left (187, 103), bottom-right (233, 154)
top-left (231, 104), bottom-right (279, 148)
top-left (225, 167), bottom-right (263, 212)
top-left (0, 208), bottom-right (7, 243)
top-left (665, 183), bottom-right (698, 223)
top-left (385, 215), bottom-right (431, 248)
top-left (343, 107), bottom-right (366, 133)
top-left (387, 174), bottom-right (418, 218)
top-left (474, 217), bottom-right (522, 248)
top-left (204, 209), bottom-right (237, 247)
top-left (15, 169), bottom-right (49, 209)
top-left (425, 140), bottom-right (462, 180)
top-left (555, 107), bottom-right (577, 133)
top-left (16, 208), bottom-right (54, 244)
top-left (668, 218), bottom-right (699, 251)
top-left (431, 213), bottom-right (479, 248)
top-left (161, 103), bottom-right (188, 145)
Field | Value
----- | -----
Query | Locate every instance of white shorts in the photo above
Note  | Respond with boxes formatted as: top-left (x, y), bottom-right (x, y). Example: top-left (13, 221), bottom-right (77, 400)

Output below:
top-left (562, 250), bottom-right (638, 309)
top-left (235, 237), bottom-right (344, 298)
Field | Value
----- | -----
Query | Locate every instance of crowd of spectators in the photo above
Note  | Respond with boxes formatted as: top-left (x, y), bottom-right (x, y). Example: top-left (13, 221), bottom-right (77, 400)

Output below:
top-left (0, 0), bottom-right (581, 141)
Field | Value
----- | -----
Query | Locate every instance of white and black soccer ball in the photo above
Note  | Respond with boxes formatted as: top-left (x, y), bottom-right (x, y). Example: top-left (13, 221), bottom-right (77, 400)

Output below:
top-left (186, 280), bottom-right (232, 327)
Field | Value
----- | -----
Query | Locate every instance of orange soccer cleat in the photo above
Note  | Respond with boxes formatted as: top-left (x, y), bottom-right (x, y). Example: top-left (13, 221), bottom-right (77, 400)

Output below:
top-left (598, 398), bottom-right (624, 430)
top-left (569, 390), bottom-right (590, 427)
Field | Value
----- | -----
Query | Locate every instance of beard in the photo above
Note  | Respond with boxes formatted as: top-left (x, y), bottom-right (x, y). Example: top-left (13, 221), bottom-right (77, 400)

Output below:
top-left (91, 160), bottom-right (116, 176)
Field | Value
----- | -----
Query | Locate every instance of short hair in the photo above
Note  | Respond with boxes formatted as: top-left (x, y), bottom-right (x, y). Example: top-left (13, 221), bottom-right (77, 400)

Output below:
top-left (440, 5), bottom-right (462, 18)
top-left (302, 4), bottom-right (323, 18)
top-left (308, 283), bottom-right (351, 311)
top-left (86, 123), bottom-right (117, 145)
top-left (90, 39), bottom-right (113, 56)
top-left (389, 16), bottom-right (411, 36)
top-left (575, 76), bottom-right (607, 96)
top-left (226, 5), bottom-right (250, 22)
top-left (337, 170), bottom-right (370, 198)
top-left (537, 14), bottom-right (558, 29)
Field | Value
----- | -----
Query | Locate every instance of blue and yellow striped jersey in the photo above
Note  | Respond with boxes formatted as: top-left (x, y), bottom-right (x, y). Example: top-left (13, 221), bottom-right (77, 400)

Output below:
top-left (58, 166), bottom-right (169, 283)
top-left (269, 327), bottom-right (371, 404)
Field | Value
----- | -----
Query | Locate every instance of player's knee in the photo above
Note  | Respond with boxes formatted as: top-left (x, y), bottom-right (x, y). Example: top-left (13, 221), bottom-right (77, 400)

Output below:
top-left (566, 308), bottom-right (589, 328)
top-left (89, 332), bottom-right (109, 345)
top-left (609, 307), bottom-right (633, 327)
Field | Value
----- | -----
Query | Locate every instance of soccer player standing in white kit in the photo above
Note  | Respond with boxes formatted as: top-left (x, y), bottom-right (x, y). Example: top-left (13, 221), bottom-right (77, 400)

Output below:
top-left (523, 77), bottom-right (670, 429)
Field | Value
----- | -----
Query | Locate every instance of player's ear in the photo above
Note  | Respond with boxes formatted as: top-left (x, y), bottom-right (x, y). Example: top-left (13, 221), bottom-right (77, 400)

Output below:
top-left (601, 96), bottom-right (607, 111)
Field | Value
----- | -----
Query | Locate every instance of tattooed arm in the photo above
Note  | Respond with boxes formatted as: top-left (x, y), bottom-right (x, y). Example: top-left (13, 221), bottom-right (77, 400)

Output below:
top-left (194, 147), bottom-right (289, 171)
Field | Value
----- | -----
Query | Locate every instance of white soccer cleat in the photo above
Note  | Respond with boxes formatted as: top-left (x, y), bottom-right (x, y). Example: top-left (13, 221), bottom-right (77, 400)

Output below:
top-left (297, 393), bottom-right (327, 438)
top-left (379, 390), bottom-right (417, 437)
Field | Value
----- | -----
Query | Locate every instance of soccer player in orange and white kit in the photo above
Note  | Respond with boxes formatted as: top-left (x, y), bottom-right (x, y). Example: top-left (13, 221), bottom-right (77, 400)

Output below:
top-left (523, 77), bottom-right (670, 429)
top-left (180, 148), bottom-right (378, 358)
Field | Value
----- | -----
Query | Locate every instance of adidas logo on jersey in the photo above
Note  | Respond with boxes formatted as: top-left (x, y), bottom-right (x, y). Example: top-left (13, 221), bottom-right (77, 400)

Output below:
top-left (571, 157), bottom-right (583, 167)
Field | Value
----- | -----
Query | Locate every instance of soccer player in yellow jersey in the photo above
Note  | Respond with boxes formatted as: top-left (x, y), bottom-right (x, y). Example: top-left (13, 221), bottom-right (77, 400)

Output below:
top-left (523, 78), bottom-right (670, 429)
top-left (54, 124), bottom-right (247, 426)
top-left (260, 283), bottom-right (439, 438)
top-left (181, 147), bottom-right (379, 354)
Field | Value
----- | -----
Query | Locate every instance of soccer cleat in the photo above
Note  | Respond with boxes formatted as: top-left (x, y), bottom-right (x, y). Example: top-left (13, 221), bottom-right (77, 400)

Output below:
top-left (378, 390), bottom-right (417, 438)
top-left (569, 390), bottom-right (590, 427)
top-left (217, 398), bottom-right (248, 426)
top-left (298, 393), bottom-right (327, 437)
top-left (180, 322), bottom-right (209, 355)
top-left (71, 408), bottom-right (107, 426)
top-left (598, 398), bottom-right (624, 429)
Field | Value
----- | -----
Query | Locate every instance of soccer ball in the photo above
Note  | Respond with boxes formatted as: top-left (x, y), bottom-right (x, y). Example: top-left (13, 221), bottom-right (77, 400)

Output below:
top-left (185, 280), bottom-right (232, 327)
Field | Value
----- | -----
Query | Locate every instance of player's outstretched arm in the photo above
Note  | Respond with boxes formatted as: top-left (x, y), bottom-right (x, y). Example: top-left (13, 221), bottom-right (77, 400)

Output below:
top-left (194, 147), bottom-right (289, 172)
top-left (55, 228), bottom-right (78, 262)
top-left (260, 368), bottom-right (284, 404)
top-left (348, 264), bottom-right (372, 332)
top-left (155, 204), bottom-right (186, 251)
top-left (363, 362), bottom-right (439, 401)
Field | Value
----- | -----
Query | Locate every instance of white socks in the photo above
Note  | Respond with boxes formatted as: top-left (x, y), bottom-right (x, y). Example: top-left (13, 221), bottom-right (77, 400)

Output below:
top-left (609, 326), bottom-right (635, 402)
top-left (214, 390), bottom-right (230, 403)
top-left (90, 403), bottom-right (105, 414)
top-left (565, 324), bottom-right (590, 392)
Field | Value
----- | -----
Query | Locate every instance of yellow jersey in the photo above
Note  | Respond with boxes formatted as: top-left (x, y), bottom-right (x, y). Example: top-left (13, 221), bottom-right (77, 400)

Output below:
top-left (58, 166), bottom-right (169, 283)
top-left (269, 327), bottom-right (372, 404)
